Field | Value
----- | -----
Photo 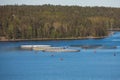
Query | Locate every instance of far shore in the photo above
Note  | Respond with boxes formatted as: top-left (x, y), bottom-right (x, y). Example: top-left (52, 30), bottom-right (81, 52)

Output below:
top-left (0, 36), bottom-right (107, 42)
top-left (0, 31), bottom-right (115, 42)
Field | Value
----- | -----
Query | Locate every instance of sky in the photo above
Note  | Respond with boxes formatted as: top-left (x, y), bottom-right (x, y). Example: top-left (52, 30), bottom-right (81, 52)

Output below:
top-left (0, 0), bottom-right (120, 8)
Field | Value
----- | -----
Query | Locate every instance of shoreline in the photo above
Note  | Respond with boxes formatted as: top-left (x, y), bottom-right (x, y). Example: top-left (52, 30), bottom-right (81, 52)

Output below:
top-left (0, 36), bottom-right (107, 42)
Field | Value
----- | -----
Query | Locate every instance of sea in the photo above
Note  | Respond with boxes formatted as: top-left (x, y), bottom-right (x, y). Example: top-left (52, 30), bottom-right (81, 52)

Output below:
top-left (0, 32), bottom-right (120, 80)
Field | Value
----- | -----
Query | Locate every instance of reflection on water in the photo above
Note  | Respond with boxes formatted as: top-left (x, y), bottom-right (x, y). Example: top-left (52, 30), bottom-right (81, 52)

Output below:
top-left (0, 31), bottom-right (120, 80)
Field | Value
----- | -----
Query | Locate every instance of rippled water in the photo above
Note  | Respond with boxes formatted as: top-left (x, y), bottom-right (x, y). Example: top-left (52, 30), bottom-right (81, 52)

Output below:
top-left (0, 32), bottom-right (120, 80)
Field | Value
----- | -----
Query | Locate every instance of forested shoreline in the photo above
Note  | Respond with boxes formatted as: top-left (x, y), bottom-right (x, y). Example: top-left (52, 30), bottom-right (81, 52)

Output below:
top-left (0, 5), bottom-right (120, 41)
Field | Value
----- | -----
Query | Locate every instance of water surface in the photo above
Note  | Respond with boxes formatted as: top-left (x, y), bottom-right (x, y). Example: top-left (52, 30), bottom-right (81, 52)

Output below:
top-left (0, 32), bottom-right (120, 80)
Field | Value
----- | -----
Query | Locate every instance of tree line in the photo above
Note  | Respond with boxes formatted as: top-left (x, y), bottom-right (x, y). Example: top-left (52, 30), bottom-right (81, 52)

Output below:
top-left (0, 5), bottom-right (120, 39)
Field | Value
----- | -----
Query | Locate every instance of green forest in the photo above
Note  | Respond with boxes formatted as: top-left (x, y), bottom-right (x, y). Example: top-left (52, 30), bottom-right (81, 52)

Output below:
top-left (0, 5), bottom-right (120, 40)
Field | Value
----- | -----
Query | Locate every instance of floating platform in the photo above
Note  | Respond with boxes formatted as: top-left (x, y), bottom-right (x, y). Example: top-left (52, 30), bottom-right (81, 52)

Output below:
top-left (20, 45), bottom-right (33, 49)
top-left (43, 48), bottom-right (80, 52)
top-left (20, 45), bottom-right (80, 52)
top-left (70, 45), bottom-right (117, 49)
top-left (20, 45), bottom-right (51, 49)
top-left (70, 45), bottom-right (102, 49)
top-left (33, 47), bottom-right (64, 51)
top-left (98, 46), bottom-right (117, 49)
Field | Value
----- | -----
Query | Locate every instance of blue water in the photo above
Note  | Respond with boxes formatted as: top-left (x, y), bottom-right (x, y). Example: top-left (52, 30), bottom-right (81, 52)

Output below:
top-left (0, 32), bottom-right (120, 80)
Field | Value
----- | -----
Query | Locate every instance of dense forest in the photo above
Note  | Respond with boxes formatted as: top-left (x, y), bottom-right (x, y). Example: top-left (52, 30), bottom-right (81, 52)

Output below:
top-left (0, 5), bottom-right (120, 40)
